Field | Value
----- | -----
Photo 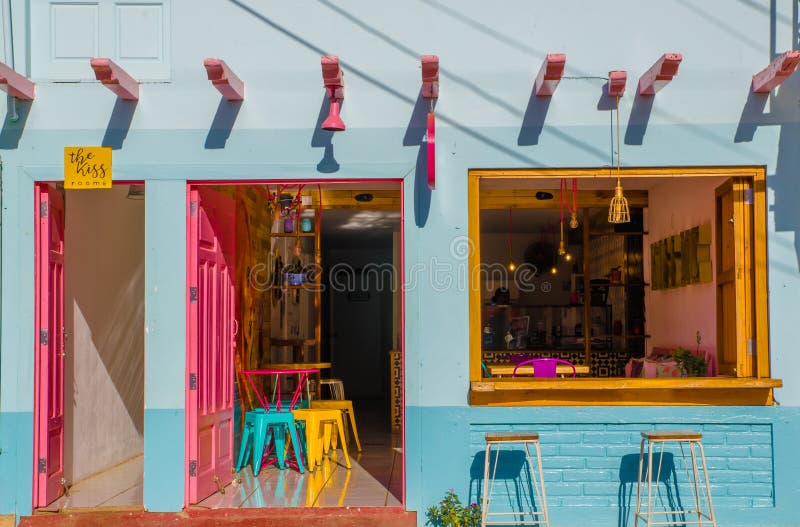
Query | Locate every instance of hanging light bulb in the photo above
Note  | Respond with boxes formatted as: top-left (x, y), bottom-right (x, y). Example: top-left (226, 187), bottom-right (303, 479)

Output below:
top-left (565, 252), bottom-right (573, 262)
top-left (508, 261), bottom-right (516, 272)
top-left (550, 265), bottom-right (558, 275)
top-left (608, 95), bottom-right (630, 224)
top-left (569, 212), bottom-right (579, 229)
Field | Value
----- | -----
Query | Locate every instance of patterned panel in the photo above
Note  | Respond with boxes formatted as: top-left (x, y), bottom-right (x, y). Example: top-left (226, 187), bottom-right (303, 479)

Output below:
top-left (390, 350), bottom-right (402, 432)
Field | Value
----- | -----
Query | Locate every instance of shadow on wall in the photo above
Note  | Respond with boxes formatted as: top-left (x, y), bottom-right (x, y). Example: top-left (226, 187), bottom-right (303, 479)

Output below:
top-left (468, 449), bottom-right (540, 518)
top-left (311, 95), bottom-right (340, 173)
top-left (733, 74), bottom-right (800, 271)
top-left (403, 91), bottom-right (431, 228)
top-left (102, 99), bottom-right (137, 150)
top-left (0, 99), bottom-right (32, 149)
top-left (618, 452), bottom-right (682, 527)
top-left (205, 98), bottom-right (243, 149)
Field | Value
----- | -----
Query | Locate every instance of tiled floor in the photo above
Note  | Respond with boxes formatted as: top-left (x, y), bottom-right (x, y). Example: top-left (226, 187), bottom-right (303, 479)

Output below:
top-left (196, 398), bottom-right (403, 508)
top-left (195, 449), bottom-right (400, 508)
top-left (39, 455), bottom-right (143, 511)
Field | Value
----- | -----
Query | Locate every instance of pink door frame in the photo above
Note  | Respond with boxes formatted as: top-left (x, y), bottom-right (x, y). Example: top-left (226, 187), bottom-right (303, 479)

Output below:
top-left (32, 181), bottom-right (144, 509)
top-left (184, 179), bottom-right (406, 507)
top-left (33, 183), bottom-right (66, 507)
top-left (186, 187), bottom-right (237, 504)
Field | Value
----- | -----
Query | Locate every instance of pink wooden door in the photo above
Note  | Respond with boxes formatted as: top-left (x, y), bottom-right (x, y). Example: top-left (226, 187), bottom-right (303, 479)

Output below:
top-left (33, 184), bottom-right (65, 507)
top-left (187, 188), bottom-right (236, 504)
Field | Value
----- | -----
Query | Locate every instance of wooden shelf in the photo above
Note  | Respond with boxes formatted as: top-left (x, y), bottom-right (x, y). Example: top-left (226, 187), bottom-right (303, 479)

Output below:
top-left (589, 231), bottom-right (648, 236)
top-left (268, 232), bottom-right (316, 237)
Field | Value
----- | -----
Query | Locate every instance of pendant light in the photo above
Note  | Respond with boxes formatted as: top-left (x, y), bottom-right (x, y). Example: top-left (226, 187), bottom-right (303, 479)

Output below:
top-left (507, 208), bottom-right (516, 272)
top-left (559, 178), bottom-right (578, 261)
top-left (608, 95), bottom-right (630, 223)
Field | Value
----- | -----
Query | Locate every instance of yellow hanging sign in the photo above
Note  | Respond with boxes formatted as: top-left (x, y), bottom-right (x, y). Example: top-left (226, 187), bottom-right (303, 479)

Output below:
top-left (64, 146), bottom-right (112, 189)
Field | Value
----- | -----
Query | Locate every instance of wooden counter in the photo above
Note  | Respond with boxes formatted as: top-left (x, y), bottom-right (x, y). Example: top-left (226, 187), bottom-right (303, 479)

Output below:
top-left (489, 363), bottom-right (590, 377)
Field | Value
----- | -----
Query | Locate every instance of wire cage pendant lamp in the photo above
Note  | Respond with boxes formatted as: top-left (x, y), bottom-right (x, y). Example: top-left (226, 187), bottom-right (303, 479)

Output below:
top-left (608, 95), bottom-right (630, 224)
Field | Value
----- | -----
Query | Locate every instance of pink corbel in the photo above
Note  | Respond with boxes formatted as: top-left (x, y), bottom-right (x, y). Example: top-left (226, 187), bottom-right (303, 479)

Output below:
top-left (421, 55), bottom-right (439, 189)
top-left (607, 70), bottom-right (627, 97)
top-left (0, 61), bottom-right (35, 100)
top-left (89, 58), bottom-right (139, 100)
top-left (752, 50), bottom-right (800, 93)
top-left (534, 53), bottom-right (566, 96)
top-left (203, 58), bottom-right (244, 101)
top-left (421, 55), bottom-right (439, 99)
top-left (638, 53), bottom-right (682, 95)
top-left (320, 56), bottom-right (345, 131)
top-left (321, 55), bottom-right (344, 100)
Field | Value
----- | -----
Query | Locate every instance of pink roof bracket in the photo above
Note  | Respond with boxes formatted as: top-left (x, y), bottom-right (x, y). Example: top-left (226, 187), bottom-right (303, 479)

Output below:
top-left (607, 70), bottom-right (628, 98)
top-left (89, 58), bottom-right (139, 100)
top-left (421, 55), bottom-right (439, 99)
top-left (534, 53), bottom-right (566, 96)
top-left (638, 53), bottom-right (683, 95)
top-left (321, 55), bottom-right (344, 100)
top-left (0, 61), bottom-right (36, 100)
top-left (752, 50), bottom-right (800, 93)
top-left (203, 58), bottom-right (244, 101)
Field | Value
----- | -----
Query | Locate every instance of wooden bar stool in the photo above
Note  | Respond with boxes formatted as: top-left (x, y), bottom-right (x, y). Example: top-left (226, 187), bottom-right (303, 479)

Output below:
top-left (481, 432), bottom-right (549, 527)
top-left (319, 378), bottom-right (345, 400)
top-left (635, 430), bottom-right (716, 527)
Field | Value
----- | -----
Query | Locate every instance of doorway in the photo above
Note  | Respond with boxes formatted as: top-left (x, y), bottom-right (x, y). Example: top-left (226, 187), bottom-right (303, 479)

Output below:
top-left (33, 183), bottom-right (145, 511)
top-left (186, 181), bottom-right (403, 509)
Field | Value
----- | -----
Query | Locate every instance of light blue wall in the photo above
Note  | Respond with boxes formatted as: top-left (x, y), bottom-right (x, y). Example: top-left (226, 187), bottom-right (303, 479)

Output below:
top-left (2, 0), bottom-right (800, 524)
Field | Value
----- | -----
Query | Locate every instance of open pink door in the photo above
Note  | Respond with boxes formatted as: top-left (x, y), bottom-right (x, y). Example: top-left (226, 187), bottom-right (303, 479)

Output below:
top-left (187, 187), bottom-right (236, 504)
top-left (33, 184), bottom-right (65, 507)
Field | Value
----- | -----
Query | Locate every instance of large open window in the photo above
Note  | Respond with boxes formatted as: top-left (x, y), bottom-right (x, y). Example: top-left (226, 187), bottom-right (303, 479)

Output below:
top-left (468, 167), bottom-right (780, 406)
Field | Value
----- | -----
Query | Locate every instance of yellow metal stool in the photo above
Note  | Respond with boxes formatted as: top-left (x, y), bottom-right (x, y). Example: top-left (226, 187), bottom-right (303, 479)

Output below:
top-left (310, 400), bottom-right (362, 452)
top-left (292, 408), bottom-right (352, 471)
top-left (635, 430), bottom-right (716, 527)
top-left (481, 432), bottom-right (549, 527)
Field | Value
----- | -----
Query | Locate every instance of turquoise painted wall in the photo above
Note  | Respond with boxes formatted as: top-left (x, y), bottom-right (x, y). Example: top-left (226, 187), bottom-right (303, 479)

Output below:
top-left (2, 1), bottom-right (799, 524)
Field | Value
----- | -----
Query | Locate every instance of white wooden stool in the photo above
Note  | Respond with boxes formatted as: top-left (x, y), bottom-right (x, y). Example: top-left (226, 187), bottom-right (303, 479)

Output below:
top-left (481, 432), bottom-right (549, 527)
top-left (635, 430), bottom-right (716, 527)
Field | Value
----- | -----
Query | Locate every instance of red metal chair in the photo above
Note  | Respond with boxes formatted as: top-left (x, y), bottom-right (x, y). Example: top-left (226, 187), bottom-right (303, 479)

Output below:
top-left (512, 358), bottom-right (576, 378)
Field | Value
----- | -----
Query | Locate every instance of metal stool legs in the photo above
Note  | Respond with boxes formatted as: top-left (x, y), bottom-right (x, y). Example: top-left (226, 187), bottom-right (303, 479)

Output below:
top-left (635, 431), bottom-right (716, 527)
top-left (481, 432), bottom-right (549, 527)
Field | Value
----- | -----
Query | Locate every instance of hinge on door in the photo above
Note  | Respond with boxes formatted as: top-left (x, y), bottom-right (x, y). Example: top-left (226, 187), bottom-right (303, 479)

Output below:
top-left (40, 329), bottom-right (49, 346)
top-left (190, 287), bottom-right (198, 303)
top-left (190, 201), bottom-right (197, 216)
top-left (40, 202), bottom-right (48, 218)
top-left (189, 373), bottom-right (197, 390)
top-left (189, 460), bottom-right (197, 477)
top-left (38, 458), bottom-right (46, 473)
top-left (748, 338), bottom-right (756, 356)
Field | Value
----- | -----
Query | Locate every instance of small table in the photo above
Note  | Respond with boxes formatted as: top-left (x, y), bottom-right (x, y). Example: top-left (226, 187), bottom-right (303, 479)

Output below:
top-left (488, 363), bottom-right (590, 377)
top-left (241, 368), bottom-right (320, 412)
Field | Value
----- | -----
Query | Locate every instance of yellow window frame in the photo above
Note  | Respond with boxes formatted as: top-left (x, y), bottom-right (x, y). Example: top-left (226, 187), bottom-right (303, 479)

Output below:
top-left (467, 166), bottom-right (780, 406)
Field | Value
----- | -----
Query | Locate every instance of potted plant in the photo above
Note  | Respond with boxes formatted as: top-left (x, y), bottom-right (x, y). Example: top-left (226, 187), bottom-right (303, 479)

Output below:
top-left (426, 489), bottom-right (481, 527)
top-left (672, 331), bottom-right (708, 377)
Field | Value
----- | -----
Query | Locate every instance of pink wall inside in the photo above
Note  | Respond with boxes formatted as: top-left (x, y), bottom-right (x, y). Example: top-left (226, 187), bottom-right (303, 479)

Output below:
top-left (643, 176), bottom-right (727, 355)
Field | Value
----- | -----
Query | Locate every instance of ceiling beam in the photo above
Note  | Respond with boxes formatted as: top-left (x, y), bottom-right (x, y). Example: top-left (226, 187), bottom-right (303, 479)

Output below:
top-left (479, 189), bottom-right (648, 209)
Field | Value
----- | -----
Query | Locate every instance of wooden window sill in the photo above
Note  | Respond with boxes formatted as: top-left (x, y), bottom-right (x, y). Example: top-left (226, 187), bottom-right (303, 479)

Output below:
top-left (469, 377), bottom-right (783, 406)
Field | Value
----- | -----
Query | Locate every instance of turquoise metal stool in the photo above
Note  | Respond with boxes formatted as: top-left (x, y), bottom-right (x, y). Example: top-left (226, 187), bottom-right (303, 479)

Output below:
top-left (235, 409), bottom-right (305, 475)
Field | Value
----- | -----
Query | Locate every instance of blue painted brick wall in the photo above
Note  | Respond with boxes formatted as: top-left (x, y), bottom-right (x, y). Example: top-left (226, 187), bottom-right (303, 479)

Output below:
top-left (470, 423), bottom-right (774, 510)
